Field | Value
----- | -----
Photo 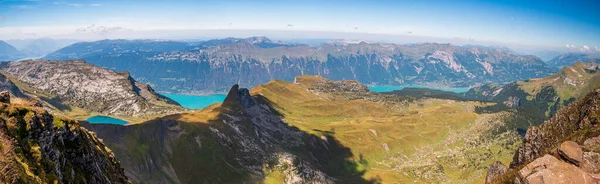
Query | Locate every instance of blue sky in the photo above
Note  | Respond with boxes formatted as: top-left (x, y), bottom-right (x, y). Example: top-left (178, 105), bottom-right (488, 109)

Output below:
top-left (0, 0), bottom-right (599, 51)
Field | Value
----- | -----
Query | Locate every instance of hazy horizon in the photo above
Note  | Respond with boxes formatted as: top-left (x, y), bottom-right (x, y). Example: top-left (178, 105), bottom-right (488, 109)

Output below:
top-left (1, 0), bottom-right (599, 52)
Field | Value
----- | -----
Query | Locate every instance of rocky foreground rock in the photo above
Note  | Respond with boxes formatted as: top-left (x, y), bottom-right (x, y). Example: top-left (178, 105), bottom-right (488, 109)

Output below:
top-left (0, 90), bottom-right (129, 183)
top-left (519, 154), bottom-right (599, 184)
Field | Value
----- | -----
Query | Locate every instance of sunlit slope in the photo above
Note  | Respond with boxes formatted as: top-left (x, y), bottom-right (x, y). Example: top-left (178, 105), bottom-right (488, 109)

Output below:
top-left (86, 75), bottom-right (521, 183)
top-left (250, 75), bottom-right (520, 183)
top-left (518, 62), bottom-right (600, 101)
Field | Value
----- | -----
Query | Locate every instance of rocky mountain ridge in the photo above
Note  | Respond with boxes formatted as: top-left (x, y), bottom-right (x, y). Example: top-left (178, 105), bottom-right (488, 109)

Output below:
top-left (44, 37), bottom-right (557, 93)
top-left (547, 52), bottom-right (600, 68)
top-left (0, 40), bottom-right (23, 61)
top-left (0, 59), bottom-right (184, 122)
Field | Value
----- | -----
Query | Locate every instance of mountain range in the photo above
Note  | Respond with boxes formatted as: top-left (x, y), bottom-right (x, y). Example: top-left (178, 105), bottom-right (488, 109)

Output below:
top-left (44, 37), bottom-right (558, 94)
top-left (5, 38), bottom-right (79, 59)
top-left (0, 41), bottom-right (22, 61)
top-left (0, 39), bottom-right (79, 61)
top-left (546, 52), bottom-right (600, 68)
top-left (78, 60), bottom-right (600, 183)
top-left (0, 37), bottom-right (599, 183)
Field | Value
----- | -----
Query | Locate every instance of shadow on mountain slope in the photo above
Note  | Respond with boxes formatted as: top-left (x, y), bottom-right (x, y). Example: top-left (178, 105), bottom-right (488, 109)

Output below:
top-left (84, 84), bottom-right (379, 183)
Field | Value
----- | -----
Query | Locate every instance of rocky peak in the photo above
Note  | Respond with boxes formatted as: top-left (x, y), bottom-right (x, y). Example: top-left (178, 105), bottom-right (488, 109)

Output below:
top-left (222, 84), bottom-right (256, 109)
top-left (245, 36), bottom-right (272, 44)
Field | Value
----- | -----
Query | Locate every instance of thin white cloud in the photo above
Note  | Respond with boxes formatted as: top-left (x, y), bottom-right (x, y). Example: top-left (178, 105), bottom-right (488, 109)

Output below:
top-left (582, 45), bottom-right (590, 51)
top-left (68, 4), bottom-right (83, 7)
top-left (565, 44), bottom-right (576, 49)
top-left (53, 1), bottom-right (65, 5)
top-left (90, 4), bottom-right (102, 7)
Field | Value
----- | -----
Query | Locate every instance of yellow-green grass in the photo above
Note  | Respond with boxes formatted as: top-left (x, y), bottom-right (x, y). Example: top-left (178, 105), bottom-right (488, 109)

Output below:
top-left (248, 76), bottom-right (515, 183)
top-left (518, 62), bottom-right (600, 101)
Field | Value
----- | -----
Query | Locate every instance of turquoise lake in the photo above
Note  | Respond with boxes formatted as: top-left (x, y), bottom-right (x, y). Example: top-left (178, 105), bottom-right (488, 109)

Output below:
top-left (368, 85), bottom-right (470, 93)
top-left (162, 94), bottom-right (227, 109)
top-left (87, 116), bottom-right (129, 125)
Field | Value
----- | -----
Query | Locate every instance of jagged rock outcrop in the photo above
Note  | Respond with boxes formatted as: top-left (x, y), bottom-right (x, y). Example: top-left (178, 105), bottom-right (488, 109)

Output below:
top-left (0, 59), bottom-right (184, 118)
top-left (0, 73), bottom-right (25, 98)
top-left (0, 91), bottom-right (9, 103)
top-left (485, 161), bottom-right (508, 184)
top-left (0, 90), bottom-right (129, 183)
top-left (486, 88), bottom-right (600, 183)
top-left (511, 88), bottom-right (600, 167)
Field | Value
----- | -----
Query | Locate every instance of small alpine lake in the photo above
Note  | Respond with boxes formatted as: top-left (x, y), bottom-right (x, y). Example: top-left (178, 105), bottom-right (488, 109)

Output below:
top-left (86, 116), bottom-right (129, 125)
top-left (162, 93), bottom-right (227, 110)
top-left (367, 85), bottom-right (470, 93)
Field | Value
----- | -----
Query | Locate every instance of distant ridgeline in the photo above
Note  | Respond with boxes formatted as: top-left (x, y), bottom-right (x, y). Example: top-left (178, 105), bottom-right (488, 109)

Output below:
top-left (44, 37), bottom-right (557, 94)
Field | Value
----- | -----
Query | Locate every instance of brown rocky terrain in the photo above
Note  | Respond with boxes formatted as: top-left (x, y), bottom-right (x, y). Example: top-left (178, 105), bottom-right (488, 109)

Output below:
top-left (486, 88), bottom-right (600, 183)
top-left (0, 90), bottom-right (129, 183)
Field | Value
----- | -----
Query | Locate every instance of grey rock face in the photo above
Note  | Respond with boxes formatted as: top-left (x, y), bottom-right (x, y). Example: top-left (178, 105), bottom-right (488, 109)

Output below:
top-left (485, 161), bottom-right (507, 184)
top-left (0, 91), bottom-right (9, 103)
top-left (0, 59), bottom-right (184, 118)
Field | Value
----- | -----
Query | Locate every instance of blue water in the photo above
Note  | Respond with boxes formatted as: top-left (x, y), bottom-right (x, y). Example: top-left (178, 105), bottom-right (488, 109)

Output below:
top-left (162, 94), bottom-right (227, 109)
top-left (87, 116), bottom-right (128, 125)
top-left (368, 85), bottom-right (470, 93)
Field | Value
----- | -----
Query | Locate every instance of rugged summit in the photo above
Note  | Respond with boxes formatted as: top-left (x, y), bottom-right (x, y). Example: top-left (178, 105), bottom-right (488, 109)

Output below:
top-left (44, 37), bottom-right (557, 93)
top-left (0, 59), bottom-right (183, 121)
top-left (0, 91), bottom-right (128, 183)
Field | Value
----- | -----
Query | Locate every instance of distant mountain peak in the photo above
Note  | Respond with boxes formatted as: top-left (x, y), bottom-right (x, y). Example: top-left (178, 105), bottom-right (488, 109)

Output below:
top-left (244, 36), bottom-right (272, 44)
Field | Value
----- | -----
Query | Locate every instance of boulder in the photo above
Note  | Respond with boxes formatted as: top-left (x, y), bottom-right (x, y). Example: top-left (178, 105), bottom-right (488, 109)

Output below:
top-left (485, 161), bottom-right (507, 184)
top-left (519, 154), bottom-right (599, 184)
top-left (0, 90), bottom-right (9, 103)
top-left (559, 141), bottom-right (583, 166)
